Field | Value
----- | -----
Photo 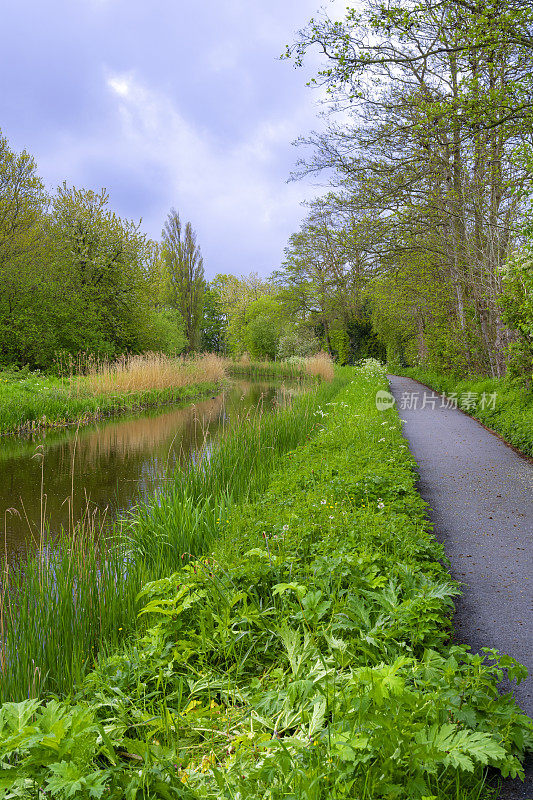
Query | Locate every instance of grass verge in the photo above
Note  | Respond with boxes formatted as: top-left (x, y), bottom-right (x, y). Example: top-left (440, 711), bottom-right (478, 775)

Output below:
top-left (398, 368), bottom-right (533, 457)
top-left (0, 361), bottom-right (530, 798)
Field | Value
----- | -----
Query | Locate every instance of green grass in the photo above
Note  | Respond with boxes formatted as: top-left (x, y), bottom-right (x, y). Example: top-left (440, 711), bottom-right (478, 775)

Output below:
top-left (0, 368), bottom-right (219, 435)
top-left (0, 370), bottom-right (350, 702)
top-left (398, 368), bottom-right (533, 456)
top-left (0, 361), bottom-right (530, 799)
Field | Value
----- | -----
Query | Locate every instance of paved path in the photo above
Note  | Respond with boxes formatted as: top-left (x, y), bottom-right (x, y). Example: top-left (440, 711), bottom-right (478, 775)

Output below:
top-left (388, 376), bottom-right (533, 799)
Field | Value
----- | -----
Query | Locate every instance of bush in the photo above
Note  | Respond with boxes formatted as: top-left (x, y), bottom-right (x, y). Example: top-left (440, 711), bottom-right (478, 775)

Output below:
top-left (277, 330), bottom-right (320, 360)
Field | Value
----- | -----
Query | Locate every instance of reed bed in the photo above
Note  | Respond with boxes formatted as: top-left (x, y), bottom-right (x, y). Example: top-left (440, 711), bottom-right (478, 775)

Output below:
top-left (0, 370), bottom-right (349, 702)
top-left (305, 350), bottom-right (335, 380)
top-left (79, 352), bottom-right (227, 396)
top-left (0, 353), bottom-right (225, 435)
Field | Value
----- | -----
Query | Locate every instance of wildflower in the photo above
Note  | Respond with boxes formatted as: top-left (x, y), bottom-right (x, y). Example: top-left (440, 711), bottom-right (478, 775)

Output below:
top-left (321, 499), bottom-right (327, 505)
top-left (282, 524), bottom-right (289, 531)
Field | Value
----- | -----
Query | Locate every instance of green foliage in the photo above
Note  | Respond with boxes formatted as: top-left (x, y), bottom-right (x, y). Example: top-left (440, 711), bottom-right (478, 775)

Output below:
top-left (50, 184), bottom-right (155, 359)
top-left (285, 0), bottom-right (533, 380)
top-left (210, 275), bottom-right (288, 358)
top-left (0, 130), bottom-right (195, 371)
top-left (242, 296), bottom-right (285, 360)
top-left (138, 308), bottom-right (188, 356)
top-left (162, 209), bottom-right (205, 352)
top-left (201, 286), bottom-right (226, 353)
top-left (0, 374), bottom-right (347, 701)
top-left (1, 363), bottom-right (530, 798)
top-left (277, 329), bottom-right (320, 360)
top-left (0, 131), bottom-right (50, 368)
top-left (499, 247), bottom-right (533, 379)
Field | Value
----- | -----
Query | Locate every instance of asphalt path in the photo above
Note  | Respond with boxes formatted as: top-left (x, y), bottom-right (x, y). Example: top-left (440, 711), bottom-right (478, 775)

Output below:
top-left (388, 375), bottom-right (533, 800)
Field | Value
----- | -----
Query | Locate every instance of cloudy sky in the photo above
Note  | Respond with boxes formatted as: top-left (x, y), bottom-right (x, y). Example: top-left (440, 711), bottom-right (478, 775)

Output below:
top-left (1, 0), bottom-right (345, 279)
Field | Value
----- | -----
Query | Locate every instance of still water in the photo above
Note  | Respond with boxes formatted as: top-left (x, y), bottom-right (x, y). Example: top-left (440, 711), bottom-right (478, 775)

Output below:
top-left (0, 380), bottom-right (298, 563)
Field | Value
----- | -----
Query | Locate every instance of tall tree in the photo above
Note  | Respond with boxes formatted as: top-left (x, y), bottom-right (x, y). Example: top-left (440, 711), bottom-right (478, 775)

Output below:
top-left (288, 0), bottom-right (533, 375)
top-left (201, 283), bottom-right (227, 353)
top-left (51, 184), bottom-right (154, 358)
top-left (162, 209), bottom-right (205, 352)
top-left (0, 132), bottom-right (50, 366)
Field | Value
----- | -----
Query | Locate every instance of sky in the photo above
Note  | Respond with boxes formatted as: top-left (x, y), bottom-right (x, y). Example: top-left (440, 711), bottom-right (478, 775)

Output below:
top-left (1, 0), bottom-right (346, 279)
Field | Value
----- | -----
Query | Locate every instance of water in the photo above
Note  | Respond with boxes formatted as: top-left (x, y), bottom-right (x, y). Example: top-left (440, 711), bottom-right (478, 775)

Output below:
top-left (0, 380), bottom-right (299, 563)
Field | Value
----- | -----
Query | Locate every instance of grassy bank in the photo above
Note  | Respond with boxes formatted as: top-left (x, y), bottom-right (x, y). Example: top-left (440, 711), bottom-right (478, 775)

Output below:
top-left (0, 370), bottom-right (347, 702)
top-left (1, 361), bottom-right (530, 799)
top-left (398, 368), bottom-right (533, 457)
top-left (0, 354), bottom-right (226, 435)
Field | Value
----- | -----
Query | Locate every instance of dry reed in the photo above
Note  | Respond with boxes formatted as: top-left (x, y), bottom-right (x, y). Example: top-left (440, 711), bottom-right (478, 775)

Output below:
top-left (79, 353), bottom-right (226, 396)
top-left (305, 351), bottom-right (335, 381)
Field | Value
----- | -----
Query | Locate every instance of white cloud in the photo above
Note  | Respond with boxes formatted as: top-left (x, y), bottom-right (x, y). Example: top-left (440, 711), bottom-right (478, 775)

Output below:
top-left (104, 70), bottom-right (315, 274)
top-left (107, 75), bottom-right (132, 98)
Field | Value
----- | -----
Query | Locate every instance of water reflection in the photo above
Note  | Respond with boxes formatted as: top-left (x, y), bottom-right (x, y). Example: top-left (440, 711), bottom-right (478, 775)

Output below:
top-left (0, 380), bottom-right (299, 563)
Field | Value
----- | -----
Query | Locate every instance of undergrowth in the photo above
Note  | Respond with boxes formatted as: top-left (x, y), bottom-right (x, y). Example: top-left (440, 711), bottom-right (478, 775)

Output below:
top-left (0, 361), bottom-right (530, 798)
top-left (0, 373), bottom-right (348, 702)
top-left (398, 369), bottom-right (533, 456)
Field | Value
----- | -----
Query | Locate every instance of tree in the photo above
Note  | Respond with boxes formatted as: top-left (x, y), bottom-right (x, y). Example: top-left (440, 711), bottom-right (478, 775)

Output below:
top-left (201, 284), bottom-right (227, 353)
top-left (274, 205), bottom-right (382, 362)
top-left (242, 296), bottom-right (286, 360)
top-left (0, 131), bottom-right (50, 367)
top-left (50, 184), bottom-right (154, 358)
top-left (162, 209), bottom-right (205, 352)
top-left (288, 0), bottom-right (533, 375)
top-left (210, 272), bottom-right (274, 355)
top-left (499, 243), bottom-right (533, 378)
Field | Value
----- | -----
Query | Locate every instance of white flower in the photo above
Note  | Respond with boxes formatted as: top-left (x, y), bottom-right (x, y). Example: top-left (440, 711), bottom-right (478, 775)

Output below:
top-left (282, 524), bottom-right (289, 531)
top-left (321, 499), bottom-right (327, 505)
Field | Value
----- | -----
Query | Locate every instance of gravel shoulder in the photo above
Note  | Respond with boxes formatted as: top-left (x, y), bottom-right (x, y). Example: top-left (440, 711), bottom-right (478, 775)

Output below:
top-left (388, 375), bottom-right (533, 799)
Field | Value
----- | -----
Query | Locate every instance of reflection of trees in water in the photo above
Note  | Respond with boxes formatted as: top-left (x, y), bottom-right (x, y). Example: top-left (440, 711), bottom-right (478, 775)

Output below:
top-left (67, 394), bottom-right (226, 466)
top-left (0, 380), bottom-right (300, 563)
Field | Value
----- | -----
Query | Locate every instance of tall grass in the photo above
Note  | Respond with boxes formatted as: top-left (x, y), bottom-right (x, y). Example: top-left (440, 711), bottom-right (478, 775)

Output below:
top-left (0, 370), bottom-right (349, 702)
top-left (79, 352), bottom-right (226, 396)
top-left (305, 350), bottom-right (335, 380)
